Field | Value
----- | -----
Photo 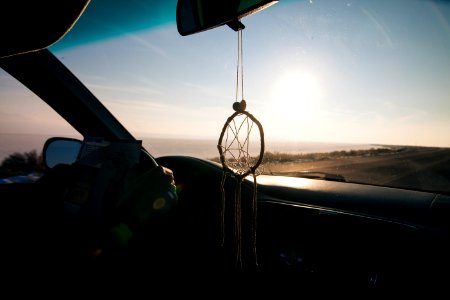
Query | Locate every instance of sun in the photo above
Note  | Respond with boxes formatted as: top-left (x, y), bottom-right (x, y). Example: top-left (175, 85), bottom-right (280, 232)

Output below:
top-left (270, 71), bottom-right (322, 120)
top-left (264, 71), bottom-right (326, 140)
top-left (264, 71), bottom-right (323, 139)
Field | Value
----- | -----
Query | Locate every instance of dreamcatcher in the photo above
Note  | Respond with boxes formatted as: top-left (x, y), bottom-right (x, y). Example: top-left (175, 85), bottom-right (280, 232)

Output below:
top-left (217, 25), bottom-right (264, 270)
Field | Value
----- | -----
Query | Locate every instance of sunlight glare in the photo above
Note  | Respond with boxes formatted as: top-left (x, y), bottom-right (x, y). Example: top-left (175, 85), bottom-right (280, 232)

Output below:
top-left (265, 71), bottom-right (323, 139)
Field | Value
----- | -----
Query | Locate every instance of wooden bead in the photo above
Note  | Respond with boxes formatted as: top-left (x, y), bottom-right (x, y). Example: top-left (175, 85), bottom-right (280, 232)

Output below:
top-left (233, 99), bottom-right (247, 112)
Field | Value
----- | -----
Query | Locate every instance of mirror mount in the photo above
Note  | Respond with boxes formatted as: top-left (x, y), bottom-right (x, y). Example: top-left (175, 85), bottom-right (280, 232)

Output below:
top-left (227, 19), bottom-right (245, 32)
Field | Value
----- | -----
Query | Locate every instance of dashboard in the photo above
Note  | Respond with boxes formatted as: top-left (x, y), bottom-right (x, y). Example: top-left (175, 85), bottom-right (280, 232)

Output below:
top-left (157, 155), bottom-right (450, 295)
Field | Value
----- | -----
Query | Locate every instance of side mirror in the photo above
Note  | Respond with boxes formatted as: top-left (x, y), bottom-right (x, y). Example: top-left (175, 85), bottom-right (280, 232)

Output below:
top-left (176, 0), bottom-right (278, 36)
top-left (43, 137), bottom-right (82, 169)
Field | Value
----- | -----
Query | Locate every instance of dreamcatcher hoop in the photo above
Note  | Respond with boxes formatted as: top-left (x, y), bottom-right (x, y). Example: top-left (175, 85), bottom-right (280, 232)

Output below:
top-left (217, 103), bottom-right (264, 269)
top-left (218, 109), bottom-right (265, 178)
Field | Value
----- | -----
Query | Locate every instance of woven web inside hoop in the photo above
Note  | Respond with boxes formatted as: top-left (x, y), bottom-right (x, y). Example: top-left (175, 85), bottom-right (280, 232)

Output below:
top-left (218, 111), bottom-right (264, 177)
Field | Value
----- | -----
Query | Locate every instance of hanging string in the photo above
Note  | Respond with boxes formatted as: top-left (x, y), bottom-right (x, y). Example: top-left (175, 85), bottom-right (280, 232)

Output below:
top-left (234, 175), bottom-right (243, 268)
top-left (251, 173), bottom-right (258, 266)
top-left (236, 29), bottom-right (244, 102)
top-left (219, 172), bottom-right (228, 247)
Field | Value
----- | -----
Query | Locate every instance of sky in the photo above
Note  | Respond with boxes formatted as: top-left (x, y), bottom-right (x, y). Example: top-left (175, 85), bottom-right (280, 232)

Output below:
top-left (1, 0), bottom-right (450, 147)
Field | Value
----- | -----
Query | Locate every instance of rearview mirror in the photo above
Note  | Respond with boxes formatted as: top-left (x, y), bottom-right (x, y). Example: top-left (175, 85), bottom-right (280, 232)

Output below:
top-left (176, 0), bottom-right (278, 36)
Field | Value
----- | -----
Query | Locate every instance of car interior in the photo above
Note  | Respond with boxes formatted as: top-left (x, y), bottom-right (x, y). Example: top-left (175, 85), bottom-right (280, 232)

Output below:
top-left (1, 0), bottom-right (449, 296)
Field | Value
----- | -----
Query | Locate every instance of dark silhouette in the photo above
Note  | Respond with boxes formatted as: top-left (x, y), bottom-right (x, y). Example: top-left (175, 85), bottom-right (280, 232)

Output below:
top-left (0, 150), bottom-right (43, 178)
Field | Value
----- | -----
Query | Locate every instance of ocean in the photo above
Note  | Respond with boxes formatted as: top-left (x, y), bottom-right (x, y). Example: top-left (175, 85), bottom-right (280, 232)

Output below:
top-left (0, 133), bottom-right (378, 163)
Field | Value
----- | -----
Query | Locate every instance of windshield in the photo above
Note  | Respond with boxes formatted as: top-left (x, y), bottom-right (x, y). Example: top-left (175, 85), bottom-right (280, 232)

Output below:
top-left (1, 0), bottom-right (449, 194)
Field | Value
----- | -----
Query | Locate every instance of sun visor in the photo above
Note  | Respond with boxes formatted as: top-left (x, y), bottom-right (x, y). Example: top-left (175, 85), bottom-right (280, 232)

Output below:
top-left (0, 0), bottom-right (90, 59)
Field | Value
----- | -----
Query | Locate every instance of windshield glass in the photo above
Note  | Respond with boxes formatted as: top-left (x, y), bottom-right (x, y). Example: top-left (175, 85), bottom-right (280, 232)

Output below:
top-left (2, 0), bottom-right (449, 194)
